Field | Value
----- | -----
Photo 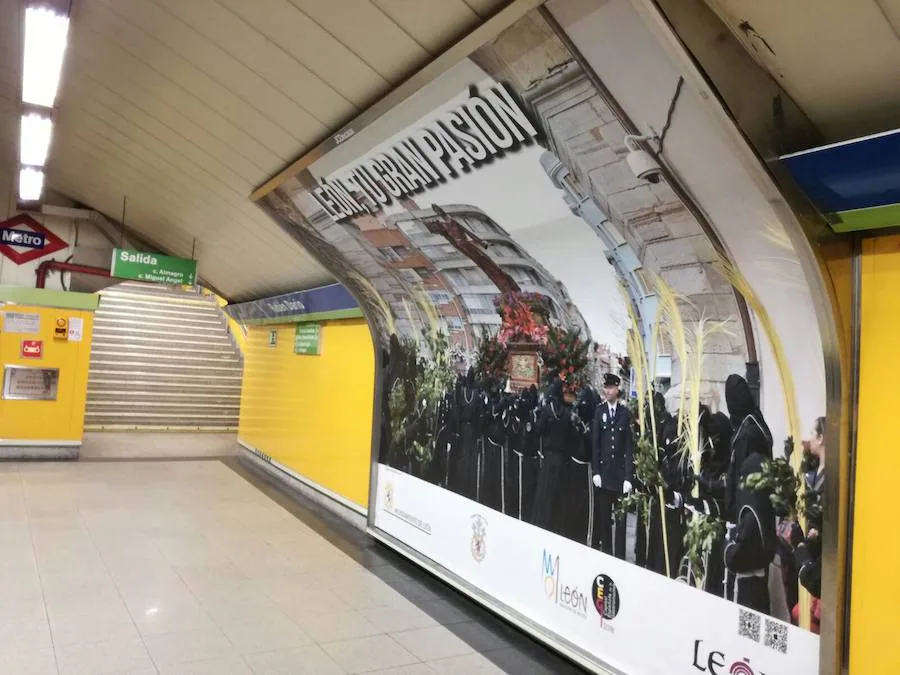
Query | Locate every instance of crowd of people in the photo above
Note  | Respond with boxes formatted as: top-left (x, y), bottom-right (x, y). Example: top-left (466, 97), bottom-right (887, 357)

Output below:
top-left (385, 369), bottom-right (825, 628)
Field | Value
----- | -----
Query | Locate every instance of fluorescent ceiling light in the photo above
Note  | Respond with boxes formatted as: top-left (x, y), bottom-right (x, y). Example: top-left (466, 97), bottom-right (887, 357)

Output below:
top-left (19, 113), bottom-right (53, 166)
top-left (19, 167), bottom-right (44, 202)
top-left (22, 7), bottom-right (69, 107)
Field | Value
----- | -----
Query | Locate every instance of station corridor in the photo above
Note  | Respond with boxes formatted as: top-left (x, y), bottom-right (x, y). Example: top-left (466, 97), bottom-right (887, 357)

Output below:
top-left (0, 457), bottom-right (584, 675)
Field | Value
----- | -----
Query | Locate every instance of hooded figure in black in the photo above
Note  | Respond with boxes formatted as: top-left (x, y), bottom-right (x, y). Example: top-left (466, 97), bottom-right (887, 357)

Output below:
top-left (637, 392), bottom-right (671, 569)
top-left (428, 389), bottom-right (456, 488)
top-left (561, 387), bottom-right (600, 546)
top-left (448, 368), bottom-right (481, 500)
top-left (531, 379), bottom-right (574, 534)
top-left (482, 384), bottom-right (511, 512)
top-left (648, 412), bottom-right (691, 578)
top-left (691, 407), bottom-right (732, 596)
top-left (723, 374), bottom-right (777, 613)
top-left (506, 386), bottom-right (540, 522)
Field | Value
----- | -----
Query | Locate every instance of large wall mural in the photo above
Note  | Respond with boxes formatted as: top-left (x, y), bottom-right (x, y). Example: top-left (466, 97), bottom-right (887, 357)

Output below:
top-left (257, 1), bottom-right (828, 672)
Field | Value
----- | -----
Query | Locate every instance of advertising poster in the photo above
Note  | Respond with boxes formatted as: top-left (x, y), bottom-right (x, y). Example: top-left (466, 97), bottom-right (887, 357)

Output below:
top-left (259, 1), bottom-right (828, 672)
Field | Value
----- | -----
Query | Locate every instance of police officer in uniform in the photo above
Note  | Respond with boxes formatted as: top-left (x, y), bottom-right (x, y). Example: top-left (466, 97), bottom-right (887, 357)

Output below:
top-left (592, 373), bottom-right (634, 559)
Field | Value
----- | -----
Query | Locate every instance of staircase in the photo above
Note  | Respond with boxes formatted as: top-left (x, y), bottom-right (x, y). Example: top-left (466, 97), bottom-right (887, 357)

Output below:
top-left (85, 282), bottom-right (243, 431)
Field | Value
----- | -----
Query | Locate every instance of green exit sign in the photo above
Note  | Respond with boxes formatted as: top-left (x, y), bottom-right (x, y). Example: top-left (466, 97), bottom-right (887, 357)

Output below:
top-left (110, 248), bottom-right (197, 285)
top-left (294, 323), bottom-right (321, 355)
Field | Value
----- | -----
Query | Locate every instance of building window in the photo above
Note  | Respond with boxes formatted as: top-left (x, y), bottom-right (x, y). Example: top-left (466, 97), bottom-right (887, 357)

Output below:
top-left (466, 218), bottom-right (492, 235)
top-left (422, 244), bottom-right (458, 260)
top-left (398, 220), bottom-right (426, 237)
top-left (462, 294), bottom-right (494, 311)
top-left (378, 246), bottom-right (408, 262)
top-left (443, 270), bottom-right (467, 290)
top-left (461, 268), bottom-right (490, 286)
top-left (442, 316), bottom-right (464, 332)
top-left (398, 269), bottom-right (422, 283)
top-left (508, 267), bottom-right (537, 285)
top-left (428, 291), bottom-right (453, 305)
top-left (490, 243), bottom-right (518, 258)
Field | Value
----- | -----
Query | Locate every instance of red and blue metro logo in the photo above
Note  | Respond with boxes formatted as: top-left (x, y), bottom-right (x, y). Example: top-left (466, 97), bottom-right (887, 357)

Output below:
top-left (0, 214), bottom-right (67, 265)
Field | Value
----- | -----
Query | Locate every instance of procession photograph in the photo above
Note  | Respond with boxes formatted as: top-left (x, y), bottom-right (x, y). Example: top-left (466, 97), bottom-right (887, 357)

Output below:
top-left (264, 3), bottom-right (827, 642)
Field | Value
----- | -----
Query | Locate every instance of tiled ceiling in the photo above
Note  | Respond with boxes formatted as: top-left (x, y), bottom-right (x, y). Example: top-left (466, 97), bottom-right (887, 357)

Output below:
top-left (7, 0), bottom-right (507, 301)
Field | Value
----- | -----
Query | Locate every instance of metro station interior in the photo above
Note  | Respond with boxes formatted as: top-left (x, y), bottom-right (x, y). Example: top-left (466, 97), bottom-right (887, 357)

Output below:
top-left (0, 1), bottom-right (896, 673)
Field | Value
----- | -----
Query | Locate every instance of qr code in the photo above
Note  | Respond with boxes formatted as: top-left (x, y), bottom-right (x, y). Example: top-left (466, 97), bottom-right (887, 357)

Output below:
top-left (765, 618), bottom-right (789, 654)
top-left (738, 608), bottom-right (761, 642)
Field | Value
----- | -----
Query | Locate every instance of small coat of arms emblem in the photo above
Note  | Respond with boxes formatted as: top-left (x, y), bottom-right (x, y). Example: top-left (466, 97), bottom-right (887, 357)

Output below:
top-left (470, 514), bottom-right (487, 562)
top-left (384, 482), bottom-right (394, 511)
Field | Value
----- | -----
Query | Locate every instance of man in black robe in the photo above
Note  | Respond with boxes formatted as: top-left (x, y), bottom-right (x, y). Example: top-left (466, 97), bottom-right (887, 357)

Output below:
top-left (723, 374), bottom-right (776, 613)
top-left (592, 373), bottom-right (634, 558)
top-left (532, 379), bottom-right (574, 535)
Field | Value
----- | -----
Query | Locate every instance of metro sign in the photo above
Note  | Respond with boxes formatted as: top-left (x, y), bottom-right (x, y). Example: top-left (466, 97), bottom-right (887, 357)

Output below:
top-left (0, 214), bottom-right (68, 265)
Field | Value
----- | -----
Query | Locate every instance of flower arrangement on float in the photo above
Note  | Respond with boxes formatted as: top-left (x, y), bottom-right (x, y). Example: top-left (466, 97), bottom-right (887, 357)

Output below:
top-left (473, 291), bottom-right (593, 395)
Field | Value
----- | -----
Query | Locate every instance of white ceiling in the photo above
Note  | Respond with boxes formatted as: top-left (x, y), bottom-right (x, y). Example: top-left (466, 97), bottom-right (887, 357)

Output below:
top-left (0, 0), bottom-right (21, 219)
top-left (703, 0), bottom-right (900, 143)
top-left (2, 0), bottom-right (507, 301)
top-left (4, 0), bottom-right (899, 301)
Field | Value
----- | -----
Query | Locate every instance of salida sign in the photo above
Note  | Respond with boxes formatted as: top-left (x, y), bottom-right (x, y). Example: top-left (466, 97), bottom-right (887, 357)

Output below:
top-left (110, 248), bottom-right (197, 285)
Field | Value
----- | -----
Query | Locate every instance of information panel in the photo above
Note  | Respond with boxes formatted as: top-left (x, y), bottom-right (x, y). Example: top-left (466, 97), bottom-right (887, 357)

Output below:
top-left (294, 323), bottom-right (322, 355)
top-left (2, 366), bottom-right (59, 400)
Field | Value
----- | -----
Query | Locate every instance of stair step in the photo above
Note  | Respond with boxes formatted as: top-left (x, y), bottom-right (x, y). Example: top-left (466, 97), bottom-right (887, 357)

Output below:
top-left (85, 411), bottom-right (238, 420)
top-left (90, 350), bottom-right (239, 364)
top-left (87, 390), bottom-right (240, 400)
top-left (99, 290), bottom-right (213, 308)
top-left (99, 297), bottom-right (220, 316)
top-left (95, 317), bottom-right (225, 332)
top-left (92, 326), bottom-right (233, 342)
top-left (91, 342), bottom-right (235, 356)
top-left (88, 378), bottom-right (242, 389)
top-left (96, 309), bottom-right (224, 326)
top-left (87, 401), bottom-right (240, 415)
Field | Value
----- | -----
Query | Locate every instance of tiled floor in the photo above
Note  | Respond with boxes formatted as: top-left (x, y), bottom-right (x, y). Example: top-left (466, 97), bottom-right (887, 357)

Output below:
top-left (0, 457), bottom-right (587, 675)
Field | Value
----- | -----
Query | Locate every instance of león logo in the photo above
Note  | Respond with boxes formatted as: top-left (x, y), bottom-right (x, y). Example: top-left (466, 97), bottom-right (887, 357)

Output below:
top-left (470, 514), bottom-right (487, 562)
top-left (541, 550), bottom-right (588, 617)
top-left (591, 574), bottom-right (620, 631)
top-left (542, 550), bottom-right (559, 600)
top-left (692, 641), bottom-right (770, 675)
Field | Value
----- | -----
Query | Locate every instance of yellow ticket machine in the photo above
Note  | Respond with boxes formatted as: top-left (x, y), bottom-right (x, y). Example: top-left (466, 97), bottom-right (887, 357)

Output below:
top-left (0, 287), bottom-right (97, 458)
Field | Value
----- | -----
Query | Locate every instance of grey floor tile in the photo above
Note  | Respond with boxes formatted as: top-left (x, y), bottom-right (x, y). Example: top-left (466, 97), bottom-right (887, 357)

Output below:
top-left (156, 655), bottom-right (252, 674)
top-left (218, 615), bottom-right (312, 654)
top-left (55, 636), bottom-right (154, 675)
top-left (360, 605), bottom-right (438, 633)
top-left (0, 648), bottom-right (58, 675)
top-left (368, 666), bottom-right (435, 675)
top-left (427, 653), bottom-right (507, 675)
top-left (321, 635), bottom-right (419, 674)
top-left (143, 627), bottom-right (235, 667)
top-left (390, 626), bottom-right (474, 661)
top-left (442, 620), bottom-right (515, 653)
top-left (288, 609), bottom-right (382, 644)
top-left (243, 645), bottom-right (344, 675)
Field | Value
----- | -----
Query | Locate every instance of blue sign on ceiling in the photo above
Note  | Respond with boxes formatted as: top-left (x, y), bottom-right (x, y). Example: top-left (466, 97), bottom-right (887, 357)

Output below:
top-left (225, 283), bottom-right (361, 324)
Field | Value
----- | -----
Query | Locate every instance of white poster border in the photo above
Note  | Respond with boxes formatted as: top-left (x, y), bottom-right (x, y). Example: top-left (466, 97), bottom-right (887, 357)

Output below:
top-left (371, 464), bottom-right (818, 675)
